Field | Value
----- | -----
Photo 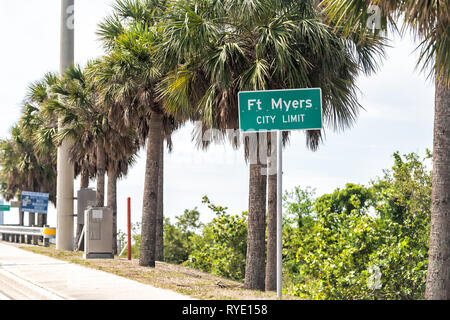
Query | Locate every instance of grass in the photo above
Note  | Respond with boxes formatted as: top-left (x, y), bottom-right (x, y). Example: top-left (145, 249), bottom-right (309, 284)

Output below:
top-left (18, 244), bottom-right (301, 300)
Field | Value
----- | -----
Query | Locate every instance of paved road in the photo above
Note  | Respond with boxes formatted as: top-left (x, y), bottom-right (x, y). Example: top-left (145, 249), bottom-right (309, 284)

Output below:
top-left (0, 242), bottom-right (191, 300)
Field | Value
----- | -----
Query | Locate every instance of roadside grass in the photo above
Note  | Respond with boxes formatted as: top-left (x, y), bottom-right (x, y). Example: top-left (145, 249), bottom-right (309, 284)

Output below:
top-left (19, 244), bottom-right (300, 300)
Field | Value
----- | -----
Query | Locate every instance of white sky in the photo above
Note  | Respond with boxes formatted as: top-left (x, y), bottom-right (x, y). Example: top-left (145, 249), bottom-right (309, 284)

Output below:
top-left (0, 1), bottom-right (435, 233)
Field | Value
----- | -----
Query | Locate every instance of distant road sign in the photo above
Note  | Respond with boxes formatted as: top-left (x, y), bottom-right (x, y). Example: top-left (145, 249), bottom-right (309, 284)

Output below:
top-left (10, 200), bottom-right (20, 208)
top-left (238, 88), bottom-right (322, 132)
top-left (0, 205), bottom-right (10, 211)
top-left (20, 191), bottom-right (49, 214)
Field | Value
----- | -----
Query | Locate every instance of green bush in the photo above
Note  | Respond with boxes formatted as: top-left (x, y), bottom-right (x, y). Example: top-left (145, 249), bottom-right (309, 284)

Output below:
top-left (285, 151), bottom-right (431, 299)
top-left (163, 208), bottom-right (202, 264)
top-left (186, 196), bottom-right (248, 281)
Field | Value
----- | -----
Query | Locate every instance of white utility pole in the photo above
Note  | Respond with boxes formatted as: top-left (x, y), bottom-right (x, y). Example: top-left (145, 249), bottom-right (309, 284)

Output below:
top-left (56, 0), bottom-right (75, 251)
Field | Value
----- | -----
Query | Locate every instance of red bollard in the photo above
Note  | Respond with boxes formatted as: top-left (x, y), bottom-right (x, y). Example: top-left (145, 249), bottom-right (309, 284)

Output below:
top-left (127, 197), bottom-right (131, 261)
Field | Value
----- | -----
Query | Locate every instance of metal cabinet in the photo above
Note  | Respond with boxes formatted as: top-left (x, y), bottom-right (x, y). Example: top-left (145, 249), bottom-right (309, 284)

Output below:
top-left (77, 188), bottom-right (96, 226)
top-left (83, 207), bottom-right (114, 259)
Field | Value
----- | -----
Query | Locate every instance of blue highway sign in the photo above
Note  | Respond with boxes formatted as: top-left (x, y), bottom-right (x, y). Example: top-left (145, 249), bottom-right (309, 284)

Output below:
top-left (20, 191), bottom-right (49, 214)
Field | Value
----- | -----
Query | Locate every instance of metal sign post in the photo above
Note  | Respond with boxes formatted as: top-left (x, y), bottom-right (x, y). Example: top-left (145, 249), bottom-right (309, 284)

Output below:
top-left (238, 88), bottom-right (322, 299)
top-left (276, 130), bottom-right (283, 298)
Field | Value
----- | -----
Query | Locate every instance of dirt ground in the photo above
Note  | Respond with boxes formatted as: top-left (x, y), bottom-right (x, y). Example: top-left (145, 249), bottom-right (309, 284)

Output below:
top-left (15, 243), bottom-right (300, 300)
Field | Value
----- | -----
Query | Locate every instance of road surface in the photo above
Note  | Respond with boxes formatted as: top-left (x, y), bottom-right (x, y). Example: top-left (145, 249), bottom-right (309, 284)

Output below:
top-left (0, 242), bottom-right (191, 300)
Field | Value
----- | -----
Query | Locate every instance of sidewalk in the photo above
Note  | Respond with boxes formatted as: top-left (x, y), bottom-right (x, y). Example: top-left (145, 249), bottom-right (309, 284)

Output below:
top-left (0, 242), bottom-right (191, 300)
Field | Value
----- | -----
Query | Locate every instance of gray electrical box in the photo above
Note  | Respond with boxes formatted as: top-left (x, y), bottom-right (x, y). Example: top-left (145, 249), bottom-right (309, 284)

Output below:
top-left (83, 207), bottom-right (114, 259)
top-left (77, 188), bottom-right (96, 225)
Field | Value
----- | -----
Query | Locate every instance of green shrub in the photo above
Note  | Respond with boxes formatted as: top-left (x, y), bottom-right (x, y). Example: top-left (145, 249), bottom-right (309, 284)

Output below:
top-left (163, 208), bottom-right (202, 264)
top-left (186, 196), bottom-right (248, 281)
top-left (285, 151), bottom-right (431, 300)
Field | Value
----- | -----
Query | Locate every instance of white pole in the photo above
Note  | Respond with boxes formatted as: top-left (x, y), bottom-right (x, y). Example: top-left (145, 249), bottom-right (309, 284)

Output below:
top-left (276, 130), bottom-right (283, 298)
top-left (56, 0), bottom-right (75, 251)
top-left (0, 200), bottom-right (4, 225)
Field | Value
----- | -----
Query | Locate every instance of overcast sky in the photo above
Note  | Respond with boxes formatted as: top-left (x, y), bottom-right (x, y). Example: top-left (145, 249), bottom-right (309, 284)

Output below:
top-left (0, 1), bottom-right (435, 232)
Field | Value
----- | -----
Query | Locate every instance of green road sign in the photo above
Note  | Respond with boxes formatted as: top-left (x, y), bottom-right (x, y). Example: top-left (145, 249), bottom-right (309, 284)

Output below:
top-left (0, 205), bottom-right (10, 211)
top-left (238, 88), bottom-right (322, 132)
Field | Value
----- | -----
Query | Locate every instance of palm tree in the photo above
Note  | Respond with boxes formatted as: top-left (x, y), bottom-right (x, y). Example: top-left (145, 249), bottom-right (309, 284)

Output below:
top-left (158, 0), bottom-right (385, 290)
top-left (22, 73), bottom-right (60, 204)
top-left (321, 0), bottom-right (450, 300)
top-left (0, 129), bottom-right (39, 237)
top-left (0, 137), bottom-right (21, 201)
top-left (19, 74), bottom-right (61, 234)
top-left (45, 65), bottom-right (100, 249)
top-left (0, 118), bottom-right (57, 231)
top-left (0, 132), bottom-right (30, 243)
top-left (49, 64), bottom-right (108, 219)
top-left (94, 0), bottom-right (177, 266)
top-left (104, 128), bottom-right (140, 254)
top-left (51, 63), bottom-right (140, 253)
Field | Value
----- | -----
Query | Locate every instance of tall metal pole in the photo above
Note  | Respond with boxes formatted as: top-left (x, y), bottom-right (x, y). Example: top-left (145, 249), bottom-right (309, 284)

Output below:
top-left (276, 130), bottom-right (283, 298)
top-left (0, 200), bottom-right (4, 225)
top-left (56, 0), bottom-right (75, 251)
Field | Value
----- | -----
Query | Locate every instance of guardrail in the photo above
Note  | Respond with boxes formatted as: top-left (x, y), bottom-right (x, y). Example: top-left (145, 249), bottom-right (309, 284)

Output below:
top-left (0, 225), bottom-right (56, 247)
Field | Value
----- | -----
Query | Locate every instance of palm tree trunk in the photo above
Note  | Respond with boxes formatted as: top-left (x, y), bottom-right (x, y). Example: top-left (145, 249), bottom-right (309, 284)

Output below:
top-left (107, 166), bottom-right (118, 255)
top-left (244, 133), bottom-right (267, 291)
top-left (80, 166), bottom-right (89, 189)
top-left (96, 137), bottom-right (106, 207)
top-left (38, 213), bottom-right (45, 244)
top-left (155, 139), bottom-right (164, 261)
top-left (38, 214), bottom-right (44, 227)
top-left (19, 210), bottom-right (24, 225)
top-left (28, 212), bottom-right (36, 244)
top-left (38, 188), bottom-right (48, 226)
top-left (19, 193), bottom-right (25, 242)
top-left (425, 79), bottom-right (450, 299)
top-left (140, 112), bottom-right (164, 267)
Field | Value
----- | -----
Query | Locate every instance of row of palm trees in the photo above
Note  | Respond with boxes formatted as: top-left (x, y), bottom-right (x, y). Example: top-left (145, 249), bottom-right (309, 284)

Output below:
top-left (0, 0), bottom-right (447, 296)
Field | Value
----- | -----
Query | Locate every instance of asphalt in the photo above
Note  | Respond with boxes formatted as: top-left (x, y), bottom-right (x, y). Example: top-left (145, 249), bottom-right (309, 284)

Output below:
top-left (0, 242), bottom-right (192, 300)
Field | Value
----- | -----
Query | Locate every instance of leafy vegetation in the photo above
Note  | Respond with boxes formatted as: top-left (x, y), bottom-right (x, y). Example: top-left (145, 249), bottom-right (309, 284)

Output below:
top-left (287, 151), bottom-right (431, 299)
top-left (122, 151), bottom-right (430, 299)
top-left (186, 197), bottom-right (247, 281)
